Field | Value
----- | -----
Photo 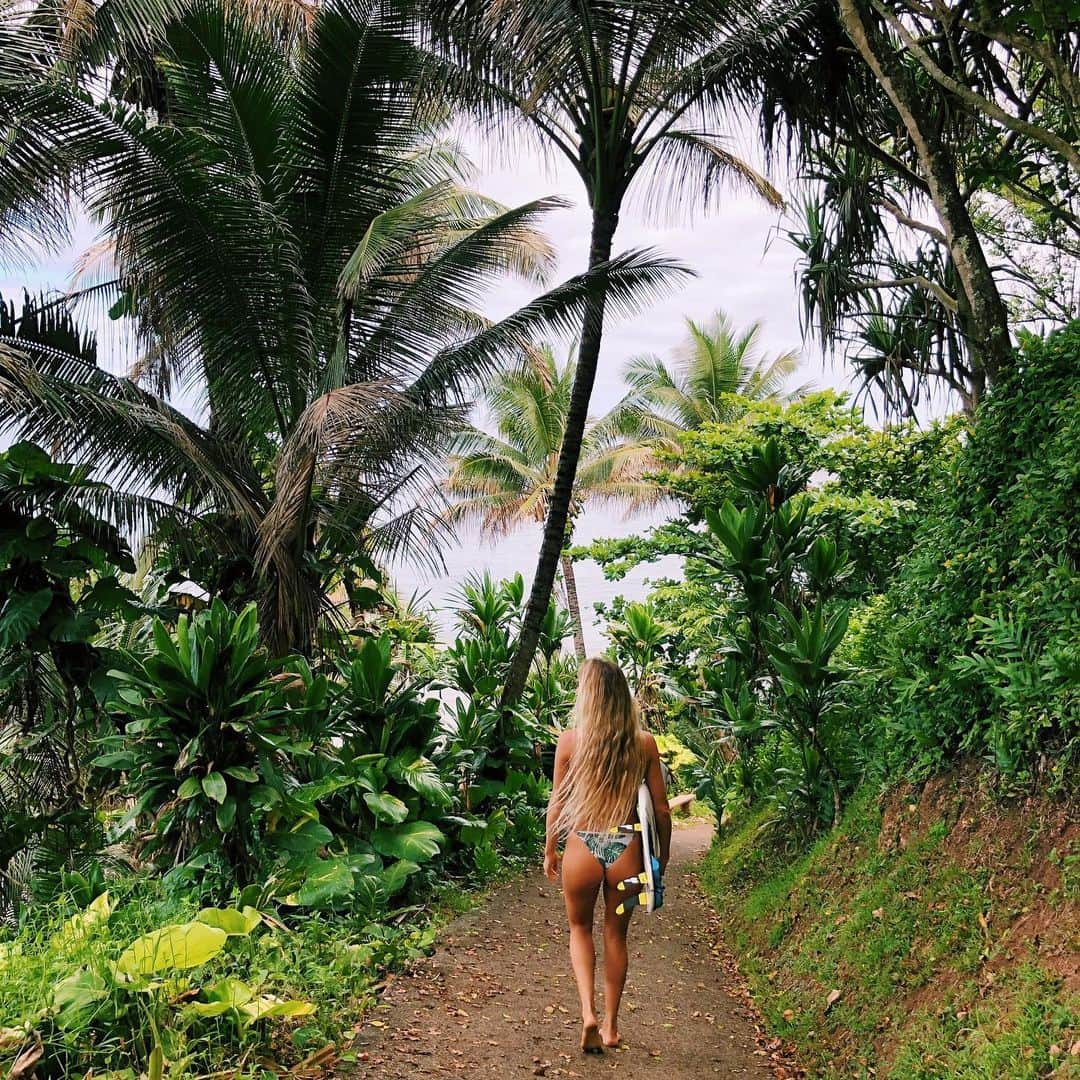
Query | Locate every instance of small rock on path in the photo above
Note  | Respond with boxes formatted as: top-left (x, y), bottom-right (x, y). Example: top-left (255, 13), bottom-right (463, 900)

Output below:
top-left (346, 826), bottom-right (778, 1078)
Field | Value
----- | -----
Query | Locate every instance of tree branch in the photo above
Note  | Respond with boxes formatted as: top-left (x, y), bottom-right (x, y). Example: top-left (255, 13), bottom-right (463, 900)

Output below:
top-left (849, 274), bottom-right (959, 311)
top-left (870, 0), bottom-right (1080, 173)
top-left (876, 197), bottom-right (947, 241)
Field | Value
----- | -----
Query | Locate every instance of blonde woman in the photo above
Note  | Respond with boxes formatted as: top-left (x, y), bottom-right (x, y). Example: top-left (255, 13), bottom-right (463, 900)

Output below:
top-left (543, 658), bottom-right (672, 1054)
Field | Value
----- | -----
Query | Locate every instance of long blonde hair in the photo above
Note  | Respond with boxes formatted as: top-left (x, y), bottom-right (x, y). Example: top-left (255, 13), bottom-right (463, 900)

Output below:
top-left (555, 658), bottom-right (646, 833)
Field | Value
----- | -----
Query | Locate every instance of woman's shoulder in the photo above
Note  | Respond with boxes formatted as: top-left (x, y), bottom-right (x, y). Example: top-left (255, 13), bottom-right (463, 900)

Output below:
top-left (556, 727), bottom-right (577, 754)
top-left (638, 729), bottom-right (658, 753)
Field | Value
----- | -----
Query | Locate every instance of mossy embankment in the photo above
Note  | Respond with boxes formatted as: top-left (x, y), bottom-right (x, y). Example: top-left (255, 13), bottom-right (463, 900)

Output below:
top-left (697, 769), bottom-right (1079, 1078)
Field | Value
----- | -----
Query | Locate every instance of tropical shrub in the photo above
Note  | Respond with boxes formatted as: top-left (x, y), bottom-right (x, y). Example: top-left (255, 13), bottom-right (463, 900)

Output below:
top-left (270, 635), bottom-right (452, 913)
top-left (605, 601), bottom-right (674, 730)
top-left (0, 886), bottom-right (366, 1078)
top-left (0, 443), bottom-right (139, 915)
top-left (438, 574), bottom-right (570, 867)
top-left (700, 441), bottom-right (856, 834)
top-left (865, 323), bottom-right (1080, 782)
top-left (95, 602), bottom-right (310, 892)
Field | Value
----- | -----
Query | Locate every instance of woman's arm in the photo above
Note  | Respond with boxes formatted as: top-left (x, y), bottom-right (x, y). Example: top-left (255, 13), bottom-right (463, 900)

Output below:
top-left (643, 733), bottom-right (672, 873)
top-left (543, 729), bottom-right (574, 882)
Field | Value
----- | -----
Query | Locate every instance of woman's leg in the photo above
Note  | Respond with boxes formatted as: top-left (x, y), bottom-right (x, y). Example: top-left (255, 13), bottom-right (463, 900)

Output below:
top-left (561, 833), bottom-right (605, 1050)
top-left (599, 835), bottom-right (642, 1047)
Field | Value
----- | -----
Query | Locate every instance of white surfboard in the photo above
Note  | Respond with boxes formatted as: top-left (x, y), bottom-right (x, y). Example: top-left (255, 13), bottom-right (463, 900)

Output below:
top-left (637, 781), bottom-right (662, 912)
top-left (616, 782), bottom-right (664, 914)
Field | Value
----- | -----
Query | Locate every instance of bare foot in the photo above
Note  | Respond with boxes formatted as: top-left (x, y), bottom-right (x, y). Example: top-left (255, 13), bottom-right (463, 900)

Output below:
top-left (599, 1022), bottom-right (620, 1049)
top-left (581, 1020), bottom-right (603, 1055)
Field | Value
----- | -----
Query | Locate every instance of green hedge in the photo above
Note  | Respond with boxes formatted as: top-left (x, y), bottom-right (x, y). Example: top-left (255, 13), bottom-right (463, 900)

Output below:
top-left (866, 323), bottom-right (1080, 781)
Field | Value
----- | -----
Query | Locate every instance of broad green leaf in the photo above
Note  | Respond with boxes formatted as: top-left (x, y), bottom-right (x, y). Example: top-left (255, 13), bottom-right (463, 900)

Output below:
top-left (249, 783), bottom-right (282, 808)
top-left (290, 858), bottom-right (355, 907)
top-left (202, 772), bottom-right (227, 805)
top-left (363, 791), bottom-right (409, 823)
top-left (224, 765), bottom-right (259, 783)
top-left (216, 796), bottom-right (237, 831)
top-left (396, 757), bottom-right (453, 807)
top-left (0, 587), bottom-right (53, 649)
top-left (371, 820), bottom-right (445, 863)
top-left (116, 922), bottom-right (227, 975)
top-left (177, 777), bottom-right (202, 800)
top-left (52, 969), bottom-right (108, 1030)
top-left (60, 890), bottom-right (112, 942)
top-left (271, 819), bottom-right (332, 854)
top-left (379, 859), bottom-right (419, 897)
top-left (91, 750), bottom-right (137, 770)
top-left (188, 977), bottom-right (255, 1015)
top-left (196, 907), bottom-right (260, 936)
top-left (239, 995), bottom-right (317, 1024)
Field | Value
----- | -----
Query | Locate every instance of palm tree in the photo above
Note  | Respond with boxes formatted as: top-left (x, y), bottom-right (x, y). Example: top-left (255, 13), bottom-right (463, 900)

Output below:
top-left (610, 310), bottom-right (805, 446)
top-left (446, 346), bottom-right (654, 659)
top-left (423, 0), bottom-right (804, 705)
top-left (0, 0), bottom-right (675, 655)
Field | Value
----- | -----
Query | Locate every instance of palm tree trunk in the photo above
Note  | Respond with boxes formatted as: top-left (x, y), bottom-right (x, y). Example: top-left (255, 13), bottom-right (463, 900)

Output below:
top-left (502, 205), bottom-right (619, 707)
top-left (838, 0), bottom-right (1012, 382)
top-left (560, 554), bottom-right (587, 661)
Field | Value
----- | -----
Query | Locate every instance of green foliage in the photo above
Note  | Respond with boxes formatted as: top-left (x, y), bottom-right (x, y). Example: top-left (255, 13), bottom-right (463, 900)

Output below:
top-left (0, 882), bottom-right (442, 1077)
top-left (266, 634), bottom-right (454, 914)
top-left (97, 605), bottom-right (459, 910)
top-left (692, 436), bottom-right (856, 834)
top-left (864, 323), bottom-right (1080, 781)
top-left (0, 443), bottom-right (140, 914)
top-left (96, 601), bottom-right (301, 887)
top-left (437, 573), bottom-right (564, 868)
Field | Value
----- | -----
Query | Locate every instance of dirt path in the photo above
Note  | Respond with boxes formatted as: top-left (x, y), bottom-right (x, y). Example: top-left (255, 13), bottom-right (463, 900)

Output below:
top-left (347, 826), bottom-right (789, 1079)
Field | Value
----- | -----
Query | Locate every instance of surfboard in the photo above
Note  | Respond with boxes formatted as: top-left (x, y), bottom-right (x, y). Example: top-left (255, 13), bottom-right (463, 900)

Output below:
top-left (637, 780), bottom-right (663, 912)
top-left (615, 782), bottom-right (664, 914)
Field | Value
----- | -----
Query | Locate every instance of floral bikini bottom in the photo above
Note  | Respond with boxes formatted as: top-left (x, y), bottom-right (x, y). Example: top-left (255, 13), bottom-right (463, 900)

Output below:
top-left (575, 827), bottom-right (635, 868)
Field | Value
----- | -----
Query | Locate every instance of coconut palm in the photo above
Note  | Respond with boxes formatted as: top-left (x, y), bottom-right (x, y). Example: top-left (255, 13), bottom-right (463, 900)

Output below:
top-left (0, 0), bottom-right (680, 655)
top-left (610, 310), bottom-right (805, 446)
top-left (446, 346), bottom-right (655, 659)
top-left (423, 0), bottom-right (805, 704)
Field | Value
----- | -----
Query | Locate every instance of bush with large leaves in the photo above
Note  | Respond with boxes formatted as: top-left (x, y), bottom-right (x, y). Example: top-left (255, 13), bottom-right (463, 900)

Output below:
top-left (0, 442), bottom-right (139, 915)
top-left (96, 601), bottom-right (306, 890)
top-left (274, 635), bottom-right (454, 911)
top-left (98, 605), bottom-right (458, 908)
top-left (437, 574), bottom-right (570, 867)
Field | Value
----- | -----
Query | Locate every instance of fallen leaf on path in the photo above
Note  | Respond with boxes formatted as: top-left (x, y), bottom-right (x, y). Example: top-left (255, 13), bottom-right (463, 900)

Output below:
top-left (825, 989), bottom-right (841, 1011)
top-left (9, 1043), bottom-right (43, 1079)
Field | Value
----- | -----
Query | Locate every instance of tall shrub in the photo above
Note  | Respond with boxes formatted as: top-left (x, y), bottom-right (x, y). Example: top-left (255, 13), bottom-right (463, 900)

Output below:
top-left (868, 323), bottom-right (1080, 781)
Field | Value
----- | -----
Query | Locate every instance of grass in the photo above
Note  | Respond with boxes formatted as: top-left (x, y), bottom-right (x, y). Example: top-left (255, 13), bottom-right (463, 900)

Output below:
top-left (696, 780), bottom-right (1080, 1078)
top-left (890, 967), bottom-right (1079, 1079)
top-left (0, 855), bottom-right (536, 1078)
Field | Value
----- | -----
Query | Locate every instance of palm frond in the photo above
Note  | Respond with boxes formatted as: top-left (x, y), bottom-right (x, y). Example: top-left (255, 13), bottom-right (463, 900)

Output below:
top-left (409, 248), bottom-right (693, 407)
top-left (0, 340), bottom-right (267, 527)
top-left (635, 130), bottom-right (784, 224)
